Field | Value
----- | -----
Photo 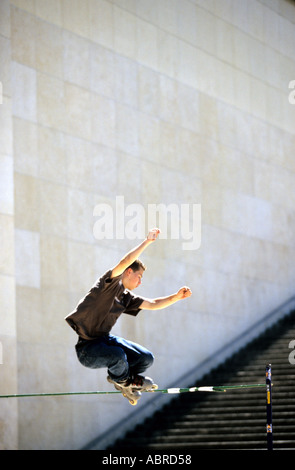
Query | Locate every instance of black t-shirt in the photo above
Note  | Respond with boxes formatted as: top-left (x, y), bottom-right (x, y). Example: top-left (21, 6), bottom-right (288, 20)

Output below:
top-left (65, 270), bottom-right (144, 340)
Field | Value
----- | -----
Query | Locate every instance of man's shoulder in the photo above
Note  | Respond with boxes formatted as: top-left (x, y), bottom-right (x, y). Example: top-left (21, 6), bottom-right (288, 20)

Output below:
top-left (92, 269), bottom-right (123, 293)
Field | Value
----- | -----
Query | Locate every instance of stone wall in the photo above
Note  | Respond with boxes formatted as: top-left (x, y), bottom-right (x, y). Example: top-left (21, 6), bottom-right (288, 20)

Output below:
top-left (1, 0), bottom-right (295, 450)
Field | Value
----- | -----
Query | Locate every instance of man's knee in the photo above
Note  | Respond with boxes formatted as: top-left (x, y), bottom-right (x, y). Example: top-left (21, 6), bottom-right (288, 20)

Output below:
top-left (144, 351), bottom-right (154, 368)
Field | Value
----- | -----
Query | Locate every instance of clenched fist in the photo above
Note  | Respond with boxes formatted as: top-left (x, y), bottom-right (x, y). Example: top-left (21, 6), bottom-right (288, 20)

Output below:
top-left (147, 228), bottom-right (161, 241)
top-left (176, 287), bottom-right (192, 300)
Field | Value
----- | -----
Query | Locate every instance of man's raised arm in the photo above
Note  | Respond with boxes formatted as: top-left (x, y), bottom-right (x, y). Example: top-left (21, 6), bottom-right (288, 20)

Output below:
top-left (140, 287), bottom-right (192, 311)
top-left (110, 228), bottom-right (160, 278)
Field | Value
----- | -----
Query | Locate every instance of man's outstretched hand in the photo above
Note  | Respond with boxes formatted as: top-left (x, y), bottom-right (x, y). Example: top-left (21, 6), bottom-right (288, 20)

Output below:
top-left (176, 287), bottom-right (192, 300)
top-left (147, 228), bottom-right (161, 241)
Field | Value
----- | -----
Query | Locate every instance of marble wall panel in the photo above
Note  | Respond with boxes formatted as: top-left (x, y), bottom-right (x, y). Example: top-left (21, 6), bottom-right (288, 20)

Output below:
top-left (2, 0), bottom-right (295, 451)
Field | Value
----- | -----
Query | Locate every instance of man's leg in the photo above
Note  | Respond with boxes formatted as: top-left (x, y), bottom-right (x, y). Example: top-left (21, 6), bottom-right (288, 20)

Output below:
top-left (75, 337), bottom-right (130, 382)
top-left (107, 335), bottom-right (154, 378)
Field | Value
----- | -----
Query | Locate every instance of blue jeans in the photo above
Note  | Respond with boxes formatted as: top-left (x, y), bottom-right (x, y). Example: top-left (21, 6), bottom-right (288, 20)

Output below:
top-left (75, 334), bottom-right (154, 382)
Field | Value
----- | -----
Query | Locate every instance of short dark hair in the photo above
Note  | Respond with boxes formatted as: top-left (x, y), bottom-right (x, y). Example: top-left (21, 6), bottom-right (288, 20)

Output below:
top-left (127, 259), bottom-right (146, 272)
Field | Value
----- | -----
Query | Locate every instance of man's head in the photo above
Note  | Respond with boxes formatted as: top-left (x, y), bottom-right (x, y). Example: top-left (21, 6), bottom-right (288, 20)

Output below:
top-left (122, 259), bottom-right (146, 290)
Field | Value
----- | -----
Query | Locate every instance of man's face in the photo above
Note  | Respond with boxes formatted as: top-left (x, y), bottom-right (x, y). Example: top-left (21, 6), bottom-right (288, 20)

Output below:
top-left (122, 268), bottom-right (144, 290)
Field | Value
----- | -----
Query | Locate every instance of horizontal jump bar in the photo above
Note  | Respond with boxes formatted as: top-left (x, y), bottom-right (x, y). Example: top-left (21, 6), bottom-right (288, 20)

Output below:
top-left (0, 383), bottom-right (266, 398)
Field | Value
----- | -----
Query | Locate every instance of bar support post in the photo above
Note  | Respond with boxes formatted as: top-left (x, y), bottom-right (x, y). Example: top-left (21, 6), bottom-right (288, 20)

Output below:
top-left (266, 364), bottom-right (273, 450)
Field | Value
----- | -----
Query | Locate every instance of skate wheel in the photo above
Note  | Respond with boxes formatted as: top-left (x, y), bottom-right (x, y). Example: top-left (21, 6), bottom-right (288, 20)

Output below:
top-left (129, 399), bottom-right (138, 406)
top-left (151, 384), bottom-right (158, 390)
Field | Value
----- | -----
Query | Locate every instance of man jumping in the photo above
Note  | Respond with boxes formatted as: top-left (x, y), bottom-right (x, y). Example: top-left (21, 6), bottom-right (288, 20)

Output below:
top-left (65, 228), bottom-right (192, 405)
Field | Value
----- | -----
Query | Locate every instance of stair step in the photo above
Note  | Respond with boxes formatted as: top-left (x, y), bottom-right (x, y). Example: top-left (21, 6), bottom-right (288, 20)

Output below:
top-left (109, 309), bottom-right (295, 450)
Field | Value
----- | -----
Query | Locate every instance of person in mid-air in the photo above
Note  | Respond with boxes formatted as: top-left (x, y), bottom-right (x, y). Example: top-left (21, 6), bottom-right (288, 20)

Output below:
top-left (65, 228), bottom-right (192, 405)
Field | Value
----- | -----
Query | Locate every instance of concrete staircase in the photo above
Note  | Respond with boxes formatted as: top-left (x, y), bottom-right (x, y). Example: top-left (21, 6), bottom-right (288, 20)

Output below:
top-left (110, 310), bottom-right (295, 450)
